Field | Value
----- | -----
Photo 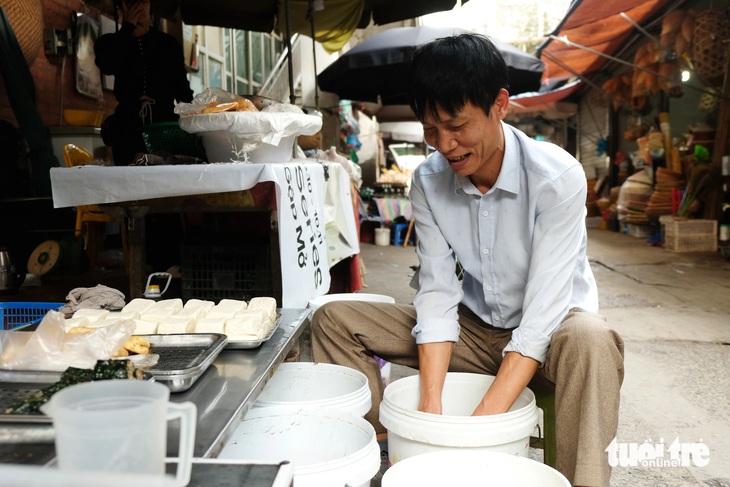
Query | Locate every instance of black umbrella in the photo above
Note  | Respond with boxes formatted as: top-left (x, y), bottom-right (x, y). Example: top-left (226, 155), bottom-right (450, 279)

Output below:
top-left (318, 26), bottom-right (545, 105)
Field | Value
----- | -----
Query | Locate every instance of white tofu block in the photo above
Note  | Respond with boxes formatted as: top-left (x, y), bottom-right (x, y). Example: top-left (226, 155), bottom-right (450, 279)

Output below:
top-left (72, 309), bottom-right (110, 322)
top-left (63, 317), bottom-right (90, 332)
top-left (105, 310), bottom-right (140, 320)
top-left (122, 298), bottom-right (157, 315)
top-left (152, 298), bottom-right (184, 313)
top-left (226, 309), bottom-right (268, 339)
top-left (216, 299), bottom-right (248, 312)
top-left (141, 308), bottom-right (177, 321)
top-left (183, 299), bottom-right (215, 312)
top-left (157, 316), bottom-right (196, 334)
top-left (132, 319), bottom-right (159, 335)
top-left (206, 307), bottom-right (238, 320)
top-left (176, 306), bottom-right (209, 320)
top-left (195, 317), bottom-right (226, 334)
top-left (247, 297), bottom-right (277, 321)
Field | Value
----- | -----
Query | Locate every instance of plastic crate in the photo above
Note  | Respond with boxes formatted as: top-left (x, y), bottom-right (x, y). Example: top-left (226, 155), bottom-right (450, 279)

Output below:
top-left (0, 302), bottom-right (64, 330)
top-left (662, 218), bottom-right (717, 253)
top-left (181, 244), bottom-right (273, 303)
top-left (140, 122), bottom-right (207, 160)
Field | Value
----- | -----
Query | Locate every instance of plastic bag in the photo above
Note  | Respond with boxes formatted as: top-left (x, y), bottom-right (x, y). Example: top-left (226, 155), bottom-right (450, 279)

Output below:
top-left (0, 311), bottom-right (135, 371)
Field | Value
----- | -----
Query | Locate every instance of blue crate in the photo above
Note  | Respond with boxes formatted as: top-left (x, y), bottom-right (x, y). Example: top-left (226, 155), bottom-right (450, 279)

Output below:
top-left (0, 302), bottom-right (64, 330)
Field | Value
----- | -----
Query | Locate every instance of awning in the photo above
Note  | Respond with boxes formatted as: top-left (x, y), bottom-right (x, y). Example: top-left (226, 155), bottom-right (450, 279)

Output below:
top-left (507, 79), bottom-right (582, 119)
top-left (536, 0), bottom-right (674, 81)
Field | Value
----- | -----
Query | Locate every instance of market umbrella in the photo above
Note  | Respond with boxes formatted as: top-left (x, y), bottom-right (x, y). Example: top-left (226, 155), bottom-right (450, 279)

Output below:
top-left (317, 25), bottom-right (545, 105)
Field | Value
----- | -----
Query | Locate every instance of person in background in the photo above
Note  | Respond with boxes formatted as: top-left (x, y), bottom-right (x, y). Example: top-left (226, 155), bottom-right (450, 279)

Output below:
top-left (311, 33), bottom-right (624, 487)
top-left (94, 0), bottom-right (193, 166)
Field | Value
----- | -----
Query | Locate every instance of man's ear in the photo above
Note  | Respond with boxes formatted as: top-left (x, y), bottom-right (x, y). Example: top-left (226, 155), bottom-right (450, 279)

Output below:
top-left (493, 89), bottom-right (510, 120)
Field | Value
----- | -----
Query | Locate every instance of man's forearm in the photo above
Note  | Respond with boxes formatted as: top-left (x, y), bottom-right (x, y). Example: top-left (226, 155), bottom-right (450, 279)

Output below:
top-left (472, 351), bottom-right (539, 415)
top-left (417, 341), bottom-right (454, 415)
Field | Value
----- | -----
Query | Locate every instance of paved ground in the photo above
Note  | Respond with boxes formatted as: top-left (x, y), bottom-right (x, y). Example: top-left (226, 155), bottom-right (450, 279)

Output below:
top-left (354, 228), bottom-right (730, 487)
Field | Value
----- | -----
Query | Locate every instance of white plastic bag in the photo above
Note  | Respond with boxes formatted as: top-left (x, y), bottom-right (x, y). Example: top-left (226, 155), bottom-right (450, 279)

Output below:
top-left (0, 311), bottom-right (134, 371)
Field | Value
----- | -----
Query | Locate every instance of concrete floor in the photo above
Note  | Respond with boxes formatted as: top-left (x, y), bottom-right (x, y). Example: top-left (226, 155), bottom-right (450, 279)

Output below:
top-left (355, 228), bottom-right (730, 487)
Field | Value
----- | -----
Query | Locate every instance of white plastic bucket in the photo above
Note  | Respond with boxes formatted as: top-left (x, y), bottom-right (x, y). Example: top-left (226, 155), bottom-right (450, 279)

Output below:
top-left (374, 227), bottom-right (390, 246)
top-left (218, 408), bottom-right (380, 487)
top-left (379, 373), bottom-right (538, 465)
top-left (382, 450), bottom-right (570, 486)
top-left (307, 293), bottom-right (396, 311)
top-left (252, 362), bottom-right (371, 417)
top-left (200, 131), bottom-right (296, 163)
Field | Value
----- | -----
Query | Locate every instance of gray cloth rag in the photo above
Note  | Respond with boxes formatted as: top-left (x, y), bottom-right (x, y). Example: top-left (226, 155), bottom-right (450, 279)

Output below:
top-left (59, 285), bottom-right (126, 316)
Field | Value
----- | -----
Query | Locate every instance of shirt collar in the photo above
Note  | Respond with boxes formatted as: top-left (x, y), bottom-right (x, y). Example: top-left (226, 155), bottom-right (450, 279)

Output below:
top-left (452, 122), bottom-right (521, 196)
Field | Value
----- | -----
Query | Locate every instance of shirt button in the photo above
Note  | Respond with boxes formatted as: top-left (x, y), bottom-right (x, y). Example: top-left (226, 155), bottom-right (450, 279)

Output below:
top-left (486, 285), bottom-right (492, 291)
top-left (494, 316), bottom-right (501, 321)
top-left (482, 248), bottom-right (489, 255)
top-left (482, 210), bottom-right (489, 217)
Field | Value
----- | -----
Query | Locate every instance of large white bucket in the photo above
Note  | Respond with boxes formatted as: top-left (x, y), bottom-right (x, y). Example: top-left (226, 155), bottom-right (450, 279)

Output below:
top-left (252, 362), bottom-right (371, 417)
top-left (379, 373), bottom-right (538, 465)
top-left (382, 450), bottom-right (570, 486)
top-left (218, 408), bottom-right (380, 487)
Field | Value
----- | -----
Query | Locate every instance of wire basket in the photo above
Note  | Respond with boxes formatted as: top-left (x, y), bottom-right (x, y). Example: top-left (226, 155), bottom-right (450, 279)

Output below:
top-left (140, 122), bottom-right (207, 160)
top-left (0, 302), bottom-right (64, 330)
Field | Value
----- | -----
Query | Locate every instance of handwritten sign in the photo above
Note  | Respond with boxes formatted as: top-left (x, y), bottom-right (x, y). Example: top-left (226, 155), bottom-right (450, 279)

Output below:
top-left (278, 164), bottom-right (330, 307)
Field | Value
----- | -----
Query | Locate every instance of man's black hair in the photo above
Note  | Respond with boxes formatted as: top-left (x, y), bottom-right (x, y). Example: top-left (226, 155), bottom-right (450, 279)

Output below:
top-left (408, 33), bottom-right (509, 123)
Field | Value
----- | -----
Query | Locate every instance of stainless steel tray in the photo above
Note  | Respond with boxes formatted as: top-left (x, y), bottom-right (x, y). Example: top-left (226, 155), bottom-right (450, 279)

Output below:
top-left (0, 369), bottom-right (64, 424)
top-left (143, 333), bottom-right (228, 392)
top-left (225, 314), bottom-right (282, 350)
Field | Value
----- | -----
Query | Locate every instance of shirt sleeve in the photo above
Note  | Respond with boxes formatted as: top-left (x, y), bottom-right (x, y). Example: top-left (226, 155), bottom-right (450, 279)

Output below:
top-left (410, 172), bottom-right (463, 344)
top-left (503, 164), bottom-right (588, 364)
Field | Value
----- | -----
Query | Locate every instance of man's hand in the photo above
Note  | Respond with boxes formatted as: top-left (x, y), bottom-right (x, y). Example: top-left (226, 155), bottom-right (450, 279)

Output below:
top-left (472, 351), bottom-right (539, 416)
top-left (122, 0), bottom-right (150, 36)
top-left (417, 341), bottom-right (453, 415)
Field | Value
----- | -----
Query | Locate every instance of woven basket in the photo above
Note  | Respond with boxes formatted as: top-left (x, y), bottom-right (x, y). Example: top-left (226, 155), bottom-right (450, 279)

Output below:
top-left (692, 9), bottom-right (730, 85)
top-left (0, 0), bottom-right (43, 65)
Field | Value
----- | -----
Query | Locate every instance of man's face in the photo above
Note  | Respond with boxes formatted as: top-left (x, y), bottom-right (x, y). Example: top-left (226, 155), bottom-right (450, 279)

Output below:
top-left (421, 90), bottom-right (509, 179)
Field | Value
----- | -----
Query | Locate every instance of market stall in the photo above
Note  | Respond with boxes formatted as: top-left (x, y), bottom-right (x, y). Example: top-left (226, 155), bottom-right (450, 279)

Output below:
top-left (49, 161), bottom-right (359, 307)
top-left (0, 307), bottom-right (311, 479)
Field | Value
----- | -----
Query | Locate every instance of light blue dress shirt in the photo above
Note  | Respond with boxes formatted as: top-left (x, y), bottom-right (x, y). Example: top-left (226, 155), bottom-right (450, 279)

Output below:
top-left (410, 122), bottom-right (598, 364)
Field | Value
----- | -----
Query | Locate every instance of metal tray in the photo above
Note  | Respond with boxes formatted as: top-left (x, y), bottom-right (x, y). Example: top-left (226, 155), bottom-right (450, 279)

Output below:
top-left (0, 369), bottom-right (64, 424)
top-left (143, 333), bottom-right (228, 392)
top-left (225, 314), bottom-right (282, 350)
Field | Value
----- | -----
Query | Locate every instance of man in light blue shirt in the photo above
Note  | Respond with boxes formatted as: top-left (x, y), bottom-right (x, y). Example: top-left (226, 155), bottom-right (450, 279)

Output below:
top-left (312, 33), bottom-right (624, 487)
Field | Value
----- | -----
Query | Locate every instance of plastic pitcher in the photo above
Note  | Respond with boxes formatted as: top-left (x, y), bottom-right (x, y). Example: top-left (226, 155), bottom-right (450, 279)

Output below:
top-left (41, 380), bottom-right (196, 486)
top-left (144, 272), bottom-right (172, 299)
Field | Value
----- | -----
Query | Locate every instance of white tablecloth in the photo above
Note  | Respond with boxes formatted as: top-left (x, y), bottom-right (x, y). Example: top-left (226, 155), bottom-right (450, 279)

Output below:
top-left (50, 161), bottom-right (359, 308)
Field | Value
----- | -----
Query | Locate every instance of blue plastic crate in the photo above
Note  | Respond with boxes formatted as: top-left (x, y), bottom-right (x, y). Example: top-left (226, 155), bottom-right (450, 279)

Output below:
top-left (0, 302), bottom-right (64, 330)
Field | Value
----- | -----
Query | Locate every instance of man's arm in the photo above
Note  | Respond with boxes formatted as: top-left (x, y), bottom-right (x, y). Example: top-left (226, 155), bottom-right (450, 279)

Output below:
top-left (472, 351), bottom-right (539, 415)
top-left (417, 341), bottom-right (453, 414)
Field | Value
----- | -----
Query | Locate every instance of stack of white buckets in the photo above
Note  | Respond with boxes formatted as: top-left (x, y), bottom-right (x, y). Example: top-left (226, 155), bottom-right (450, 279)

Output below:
top-left (218, 293), bottom-right (570, 486)
top-left (218, 362), bottom-right (379, 487)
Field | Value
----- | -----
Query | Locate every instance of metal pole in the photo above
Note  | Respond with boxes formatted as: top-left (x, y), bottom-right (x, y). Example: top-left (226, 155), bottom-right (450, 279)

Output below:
top-left (284, 0), bottom-right (296, 104)
top-left (308, 0), bottom-right (320, 110)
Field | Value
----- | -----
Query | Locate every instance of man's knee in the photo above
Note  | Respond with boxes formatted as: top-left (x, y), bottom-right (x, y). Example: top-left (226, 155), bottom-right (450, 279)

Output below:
top-left (556, 312), bottom-right (624, 359)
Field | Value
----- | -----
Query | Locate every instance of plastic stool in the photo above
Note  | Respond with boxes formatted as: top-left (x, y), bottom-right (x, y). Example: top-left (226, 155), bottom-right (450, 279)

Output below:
top-left (530, 389), bottom-right (557, 468)
top-left (390, 222), bottom-right (410, 246)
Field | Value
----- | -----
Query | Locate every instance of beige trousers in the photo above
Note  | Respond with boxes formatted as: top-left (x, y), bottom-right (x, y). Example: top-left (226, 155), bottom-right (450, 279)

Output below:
top-left (311, 301), bottom-right (624, 487)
